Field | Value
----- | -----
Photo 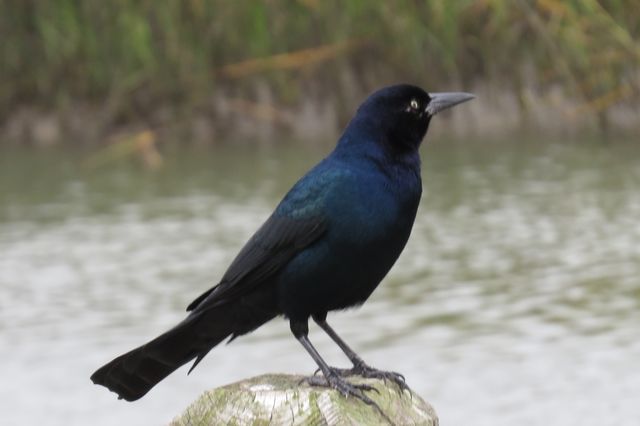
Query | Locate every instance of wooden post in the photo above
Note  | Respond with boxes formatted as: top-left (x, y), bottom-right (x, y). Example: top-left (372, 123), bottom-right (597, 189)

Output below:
top-left (171, 373), bottom-right (438, 425)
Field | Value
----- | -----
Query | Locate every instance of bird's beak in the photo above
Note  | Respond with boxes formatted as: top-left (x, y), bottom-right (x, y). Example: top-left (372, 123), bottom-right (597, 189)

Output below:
top-left (425, 92), bottom-right (475, 116)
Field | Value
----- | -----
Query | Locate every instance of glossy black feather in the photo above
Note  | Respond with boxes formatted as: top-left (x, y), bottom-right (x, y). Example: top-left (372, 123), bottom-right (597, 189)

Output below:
top-left (187, 214), bottom-right (326, 311)
top-left (91, 84), bottom-right (474, 402)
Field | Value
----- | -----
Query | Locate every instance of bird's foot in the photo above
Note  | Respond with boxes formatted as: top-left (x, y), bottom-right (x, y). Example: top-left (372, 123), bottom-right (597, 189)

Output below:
top-left (333, 362), bottom-right (409, 394)
top-left (303, 370), bottom-right (394, 423)
top-left (302, 369), bottom-right (379, 404)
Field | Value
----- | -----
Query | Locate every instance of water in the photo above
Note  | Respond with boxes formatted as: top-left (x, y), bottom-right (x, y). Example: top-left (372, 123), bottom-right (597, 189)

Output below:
top-left (1, 138), bottom-right (639, 425)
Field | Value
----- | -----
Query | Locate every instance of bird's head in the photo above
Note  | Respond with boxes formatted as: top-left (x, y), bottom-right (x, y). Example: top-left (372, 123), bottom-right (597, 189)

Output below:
top-left (345, 84), bottom-right (474, 152)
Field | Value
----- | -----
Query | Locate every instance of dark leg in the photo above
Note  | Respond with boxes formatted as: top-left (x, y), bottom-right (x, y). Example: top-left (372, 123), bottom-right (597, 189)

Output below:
top-left (312, 313), bottom-right (409, 392)
top-left (290, 319), bottom-right (379, 406)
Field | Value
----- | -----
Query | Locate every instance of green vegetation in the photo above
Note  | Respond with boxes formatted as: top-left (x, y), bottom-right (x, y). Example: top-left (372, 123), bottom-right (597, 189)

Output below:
top-left (1, 1), bottom-right (639, 134)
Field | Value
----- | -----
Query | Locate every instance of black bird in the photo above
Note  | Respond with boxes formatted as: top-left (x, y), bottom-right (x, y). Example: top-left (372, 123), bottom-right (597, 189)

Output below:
top-left (91, 84), bottom-right (474, 405)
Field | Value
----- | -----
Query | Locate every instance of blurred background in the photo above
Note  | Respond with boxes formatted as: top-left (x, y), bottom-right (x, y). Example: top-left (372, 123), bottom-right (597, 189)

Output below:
top-left (1, 1), bottom-right (639, 425)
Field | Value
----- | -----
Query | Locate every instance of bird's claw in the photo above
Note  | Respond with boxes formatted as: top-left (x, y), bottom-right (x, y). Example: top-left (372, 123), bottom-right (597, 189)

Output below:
top-left (303, 370), bottom-right (394, 424)
top-left (302, 370), bottom-right (379, 404)
top-left (336, 363), bottom-right (409, 394)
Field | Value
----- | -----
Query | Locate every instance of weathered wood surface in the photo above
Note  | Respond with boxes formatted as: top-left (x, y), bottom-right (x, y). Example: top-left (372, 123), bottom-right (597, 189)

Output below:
top-left (171, 373), bottom-right (438, 425)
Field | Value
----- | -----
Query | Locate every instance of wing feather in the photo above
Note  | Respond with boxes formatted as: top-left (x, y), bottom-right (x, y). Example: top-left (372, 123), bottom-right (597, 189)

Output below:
top-left (186, 214), bottom-right (326, 311)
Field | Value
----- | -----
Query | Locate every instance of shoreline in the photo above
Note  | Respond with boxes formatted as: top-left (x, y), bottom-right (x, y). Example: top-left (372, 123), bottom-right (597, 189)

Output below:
top-left (3, 81), bottom-right (639, 147)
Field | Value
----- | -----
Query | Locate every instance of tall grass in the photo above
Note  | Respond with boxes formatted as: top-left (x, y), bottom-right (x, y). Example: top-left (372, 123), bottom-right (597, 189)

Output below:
top-left (1, 0), bottom-right (638, 120)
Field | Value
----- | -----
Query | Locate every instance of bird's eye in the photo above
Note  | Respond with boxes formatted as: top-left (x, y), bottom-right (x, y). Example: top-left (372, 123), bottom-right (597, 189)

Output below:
top-left (410, 99), bottom-right (419, 110)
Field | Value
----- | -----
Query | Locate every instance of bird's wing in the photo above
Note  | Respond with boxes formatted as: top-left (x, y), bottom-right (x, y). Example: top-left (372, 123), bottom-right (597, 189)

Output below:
top-left (186, 213), bottom-right (326, 311)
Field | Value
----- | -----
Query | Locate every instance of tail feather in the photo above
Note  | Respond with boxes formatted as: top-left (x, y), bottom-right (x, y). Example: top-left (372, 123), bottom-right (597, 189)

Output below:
top-left (91, 292), bottom-right (278, 401)
top-left (90, 313), bottom-right (215, 401)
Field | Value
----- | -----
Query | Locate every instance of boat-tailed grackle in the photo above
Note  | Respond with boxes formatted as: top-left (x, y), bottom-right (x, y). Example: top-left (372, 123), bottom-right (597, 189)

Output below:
top-left (91, 84), bottom-right (474, 407)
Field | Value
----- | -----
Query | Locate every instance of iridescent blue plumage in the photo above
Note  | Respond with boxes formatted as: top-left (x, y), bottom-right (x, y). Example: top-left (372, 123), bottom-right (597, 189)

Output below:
top-left (275, 142), bottom-right (422, 319)
top-left (91, 84), bottom-right (474, 406)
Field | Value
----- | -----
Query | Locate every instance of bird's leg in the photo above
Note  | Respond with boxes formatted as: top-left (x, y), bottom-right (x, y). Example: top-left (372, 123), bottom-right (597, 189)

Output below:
top-left (290, 319), bottom-right (380, 406)
top-left (312, 313), bottom-right (409, 393)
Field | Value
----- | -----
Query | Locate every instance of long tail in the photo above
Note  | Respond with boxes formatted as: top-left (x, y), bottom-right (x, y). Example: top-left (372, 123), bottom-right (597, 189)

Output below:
top-left (91, 296), bottom-right (278, 401)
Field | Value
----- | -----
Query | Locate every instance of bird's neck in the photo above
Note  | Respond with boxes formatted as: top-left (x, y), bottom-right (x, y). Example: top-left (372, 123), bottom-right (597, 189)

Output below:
top-left (333, 127), bottom-right (421, 173)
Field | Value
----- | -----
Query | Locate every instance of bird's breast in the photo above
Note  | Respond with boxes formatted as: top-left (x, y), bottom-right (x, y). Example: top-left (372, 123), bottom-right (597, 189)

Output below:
top-left (327, 165), bottom-right (421, 244)
top-left (277, 169), bottom-right (420, 316)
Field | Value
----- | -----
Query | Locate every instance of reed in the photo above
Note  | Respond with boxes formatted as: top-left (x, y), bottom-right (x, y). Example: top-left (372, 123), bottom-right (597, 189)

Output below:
top-left (1, 1), bottom-right (638, 120)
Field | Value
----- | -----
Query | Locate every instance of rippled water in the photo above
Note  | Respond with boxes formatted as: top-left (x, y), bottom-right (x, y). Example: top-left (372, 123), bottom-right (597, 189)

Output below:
top-left (1, 138), bottom-right (639, 425)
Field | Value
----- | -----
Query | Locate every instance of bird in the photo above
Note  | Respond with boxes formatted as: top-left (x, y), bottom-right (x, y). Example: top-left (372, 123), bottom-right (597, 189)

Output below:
top-left (91, 84), bottom-right (474, 406)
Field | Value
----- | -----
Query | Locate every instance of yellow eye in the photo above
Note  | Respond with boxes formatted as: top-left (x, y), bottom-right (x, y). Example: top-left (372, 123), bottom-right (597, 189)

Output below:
top-left (410, 99), bottom-right (419, 110)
